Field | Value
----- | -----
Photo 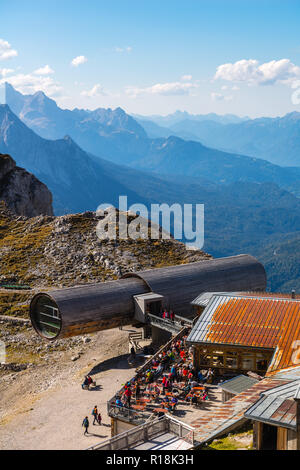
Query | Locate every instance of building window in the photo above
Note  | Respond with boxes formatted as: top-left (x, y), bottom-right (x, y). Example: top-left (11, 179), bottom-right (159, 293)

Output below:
top-left (241, 354), bottom-right (255, 370)
top-left (225, 351), bottom-right (238, 369)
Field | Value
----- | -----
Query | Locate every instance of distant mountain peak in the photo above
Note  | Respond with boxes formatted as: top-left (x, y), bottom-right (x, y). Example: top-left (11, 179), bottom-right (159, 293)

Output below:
top-left (5, 85), bottom-right (147, 143)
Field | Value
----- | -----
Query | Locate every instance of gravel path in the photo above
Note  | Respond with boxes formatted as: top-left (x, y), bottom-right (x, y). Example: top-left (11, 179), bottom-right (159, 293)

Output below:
top-left (0, 327), bottom-right (141, 450)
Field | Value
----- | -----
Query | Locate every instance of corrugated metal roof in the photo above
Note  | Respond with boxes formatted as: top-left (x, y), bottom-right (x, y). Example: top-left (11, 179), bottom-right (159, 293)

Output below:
top-left (245, 396), bottom-right (296, 429)
top-left (187, 294), bottom-right (300, 374)
top-left (219, 375), bottom-right (259, 395)
top-left (244, 380), bottom-right (300, 429)
top-left (272, 365), bottom-right (300, 381)
top-left (191, 376), bottom-right (285, 445)
top-left (191, 292), bottom-right (235, 307)
top-left (191, 291), bottom-right (299, 307)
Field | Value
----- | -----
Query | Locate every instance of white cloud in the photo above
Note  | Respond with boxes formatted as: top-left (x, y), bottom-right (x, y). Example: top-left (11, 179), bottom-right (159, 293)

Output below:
top-left (1, 72), bottom-right (62, 96)
top-left (181, 74), bottom-right (192, 81)
top-left (0, 39), bottom-right (18, 61)
top-left (214, 58), bottom-right (300, 86)
top-left (81, 84), bottom-right (106, 97)
top-left (34, 65), bottom-right (54, 75)
top-left (114, 46), bottom-right (132, 53)
top-left (211, 92), bottom-right (233, 102)
top-left (71, 55), bottom-right (88, 67)
top-left (126, 80), bottom-right (199, 98)
top-left (0, 68), bottom-right (14, 77)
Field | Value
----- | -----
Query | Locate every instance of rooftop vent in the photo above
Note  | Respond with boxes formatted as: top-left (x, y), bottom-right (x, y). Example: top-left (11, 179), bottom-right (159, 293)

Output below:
top-left (292, 290), bottom-right (296, 299)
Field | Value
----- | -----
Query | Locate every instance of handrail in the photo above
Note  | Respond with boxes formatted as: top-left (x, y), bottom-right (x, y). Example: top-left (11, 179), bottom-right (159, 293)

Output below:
top-left (147, 312), bottom-right (193, 327)
top-left (87, 417), bottom-right (166, 450)
top-left (87, 415), bottom-right (195, 450)
top-left (136, 326), bottom-right (189, 375)
top-left (147, 314), bottom-right (182, 333)
top-left (174, 314), bottom-right (194, 326)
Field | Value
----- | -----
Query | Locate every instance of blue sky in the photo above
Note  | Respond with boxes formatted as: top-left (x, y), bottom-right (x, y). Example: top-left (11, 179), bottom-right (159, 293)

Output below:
top-left (1, 0), bottom-right (300, 117)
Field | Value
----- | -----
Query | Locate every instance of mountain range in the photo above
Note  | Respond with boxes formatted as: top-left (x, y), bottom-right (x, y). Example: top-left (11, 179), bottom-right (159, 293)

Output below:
top-left (1, 83), bottom-right (300, 292)
top-left (5, 83), bottom-right (300, 197)
top-left (135, 110), bottom-right (300, 168)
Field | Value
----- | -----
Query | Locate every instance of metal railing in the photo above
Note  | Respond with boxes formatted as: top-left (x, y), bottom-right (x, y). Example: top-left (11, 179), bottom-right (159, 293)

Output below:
top-left (128, 331), bottom-right (144, 351)
top-left (87, 415), bottom-right (195, 450)
top-left (135, 326), bottom-right (189, 375)
top-left (108, 404), bottom-right (151, 425)
top-left (147, 313), bottom-right (183, 334)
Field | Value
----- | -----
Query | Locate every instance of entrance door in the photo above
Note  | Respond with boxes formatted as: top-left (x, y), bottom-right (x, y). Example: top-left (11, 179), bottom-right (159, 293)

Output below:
top-left (148, 301), bottom-right (162, 315)
top-left (261, 423), bottom-right (277, 450)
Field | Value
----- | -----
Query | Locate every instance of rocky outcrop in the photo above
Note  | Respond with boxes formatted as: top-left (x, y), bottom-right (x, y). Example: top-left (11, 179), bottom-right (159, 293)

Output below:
top-left (0, 209), bottom-right (212, 287)
top-left (0, 153), bottom-right (53, 217)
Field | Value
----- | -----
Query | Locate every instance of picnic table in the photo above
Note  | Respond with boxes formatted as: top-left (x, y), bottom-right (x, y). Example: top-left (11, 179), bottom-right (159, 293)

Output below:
top-left (155, 408), bottom-right (168, 413)
top-left (131, 404), bottom-right (146, 411)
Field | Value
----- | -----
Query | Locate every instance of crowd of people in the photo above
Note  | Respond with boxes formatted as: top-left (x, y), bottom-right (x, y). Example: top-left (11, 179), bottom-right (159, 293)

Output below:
top-left (111, 334), bottom-right (214, 419)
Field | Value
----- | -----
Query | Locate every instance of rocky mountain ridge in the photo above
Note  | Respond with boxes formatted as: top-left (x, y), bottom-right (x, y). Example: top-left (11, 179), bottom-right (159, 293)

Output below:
top-left (0, 203), bottom-right (211, 289)
top-left (0, 153), bottom-right (53, 217)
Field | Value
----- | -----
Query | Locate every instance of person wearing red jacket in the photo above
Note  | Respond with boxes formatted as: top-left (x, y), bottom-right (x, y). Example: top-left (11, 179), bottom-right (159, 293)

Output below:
top-left (124, 388), bottom-right (132, 408)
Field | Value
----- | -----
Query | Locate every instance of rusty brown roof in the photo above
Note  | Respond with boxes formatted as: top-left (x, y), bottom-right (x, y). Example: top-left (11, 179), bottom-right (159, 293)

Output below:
top-left (187, 294), bottom-right (300, 374)
top-left (191, 377), bottom-right (286, 445)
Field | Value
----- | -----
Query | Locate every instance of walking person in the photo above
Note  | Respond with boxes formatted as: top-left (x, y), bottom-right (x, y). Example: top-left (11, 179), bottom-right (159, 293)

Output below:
top-left (98, 412), bottom-right (102, 425)
top-left (124, 387), bottom-right (132, 408)
top-left (92, 405), bottom-right (98, 425)
top-left (82, 416), bottom-right (89, 435)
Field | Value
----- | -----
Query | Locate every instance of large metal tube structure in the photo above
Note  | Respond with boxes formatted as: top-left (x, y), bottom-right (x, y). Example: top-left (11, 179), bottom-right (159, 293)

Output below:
top-left (30, 254), bottom-right (267, 341)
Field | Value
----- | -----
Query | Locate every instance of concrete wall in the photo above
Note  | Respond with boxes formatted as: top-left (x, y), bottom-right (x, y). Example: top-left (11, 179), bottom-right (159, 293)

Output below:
top-left (151, 325), bottom-right (172, 345)
top-left (111, 417), bottom-right (137, 437)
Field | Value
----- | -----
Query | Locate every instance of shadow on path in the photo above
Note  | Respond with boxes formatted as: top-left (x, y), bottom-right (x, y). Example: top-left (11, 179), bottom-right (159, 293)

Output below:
top-left (88, 354), bottom-right (144, 376)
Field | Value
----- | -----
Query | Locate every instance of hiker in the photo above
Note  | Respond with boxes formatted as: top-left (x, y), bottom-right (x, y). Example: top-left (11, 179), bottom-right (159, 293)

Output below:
top-left (130, 346), bottom-right (136, 357)
top-left (82, 416), bottom-right (89, 435)
top-left (92, 405), bottom-right (98, 425)
top-left (97, 412), bottom-right (102, 425)
top-left (170, 311), bottom-right (175, 322)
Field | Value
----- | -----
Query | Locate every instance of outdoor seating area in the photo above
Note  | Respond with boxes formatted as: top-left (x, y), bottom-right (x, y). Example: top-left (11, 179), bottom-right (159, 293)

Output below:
top-left (108, 329), bottom-right (217, 424)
